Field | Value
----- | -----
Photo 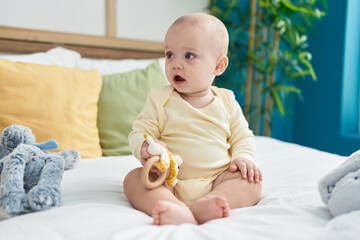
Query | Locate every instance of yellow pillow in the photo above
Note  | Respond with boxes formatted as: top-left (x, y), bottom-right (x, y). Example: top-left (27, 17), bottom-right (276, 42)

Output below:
top-left (0, 58), bottom-right (102, 158)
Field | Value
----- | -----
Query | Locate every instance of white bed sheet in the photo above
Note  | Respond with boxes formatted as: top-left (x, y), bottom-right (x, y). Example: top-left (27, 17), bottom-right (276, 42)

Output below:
top-left (0, 137), bottom-right (346, 240)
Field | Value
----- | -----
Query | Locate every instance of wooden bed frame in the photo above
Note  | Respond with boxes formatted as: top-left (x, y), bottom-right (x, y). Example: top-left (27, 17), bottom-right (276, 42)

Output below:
top-left (0, 0), bottom-right (164, 59)
top-left (0, 26), bottom-right (164, 59)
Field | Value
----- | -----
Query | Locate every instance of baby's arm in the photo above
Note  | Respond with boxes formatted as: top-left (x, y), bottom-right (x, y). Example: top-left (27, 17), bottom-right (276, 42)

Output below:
top-left (227, 92), bottom-right (262, 183)
top-left (128, 89), bottom-right (162, 161)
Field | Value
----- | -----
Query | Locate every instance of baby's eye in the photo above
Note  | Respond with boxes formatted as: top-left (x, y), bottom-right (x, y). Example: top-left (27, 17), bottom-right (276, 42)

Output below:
top-left (185, 53), bottom-right (195, 59)
top-left (166, 52), bottom-right (174, 59)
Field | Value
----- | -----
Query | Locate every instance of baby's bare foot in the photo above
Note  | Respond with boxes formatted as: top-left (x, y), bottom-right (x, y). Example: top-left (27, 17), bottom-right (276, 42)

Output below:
top-left (190, 196), bottom-right (230, 224)
top-left (152, 201), bottom-right (198, 225)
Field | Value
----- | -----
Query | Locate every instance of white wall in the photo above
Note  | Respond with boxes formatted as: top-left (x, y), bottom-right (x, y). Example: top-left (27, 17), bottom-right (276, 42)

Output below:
top-left (116, 0), bottom-right (208, 41)
top-left (0, 0), bottom-right (208, 42)
top-left (0, 0), bottom-right (106, 36)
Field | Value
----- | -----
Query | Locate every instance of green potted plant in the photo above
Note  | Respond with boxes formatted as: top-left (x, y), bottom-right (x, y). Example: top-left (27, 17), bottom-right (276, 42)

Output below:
top-left (209, 0), bottom-right (327, 136)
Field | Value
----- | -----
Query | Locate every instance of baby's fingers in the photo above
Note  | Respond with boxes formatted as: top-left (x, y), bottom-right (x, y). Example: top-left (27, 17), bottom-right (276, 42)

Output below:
top-left (140, 154), bottom-right (152, 166)
top-left (254, 168), bottom-right (263, 183)
top-left (230, 158), bottom-right (263, 183)
top-left (229, 159), bottom-right (248, 179)
top-left (238, 162), bottom-right (248, 180)
top-left (150, 165), bottom-right (160, 173)
top-left (247, 164), bottom-right (255, 183)
top-left (229, 162), bottom-right (238, 172)
top-left (248, 164), bottom-right (264, 183)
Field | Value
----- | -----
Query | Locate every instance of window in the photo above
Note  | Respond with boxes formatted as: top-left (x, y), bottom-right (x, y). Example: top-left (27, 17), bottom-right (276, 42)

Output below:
top-left (341, 0), bottom-right (360, 137)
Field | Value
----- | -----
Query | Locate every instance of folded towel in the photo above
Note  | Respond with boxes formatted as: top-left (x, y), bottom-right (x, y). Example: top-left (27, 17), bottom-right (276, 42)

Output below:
top-left (318, 150), bottom-right (360, 204)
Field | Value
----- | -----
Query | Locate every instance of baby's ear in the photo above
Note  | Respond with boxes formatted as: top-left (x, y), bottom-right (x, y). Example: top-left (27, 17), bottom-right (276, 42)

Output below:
top-left (214, 55), bottom-right (229, 76)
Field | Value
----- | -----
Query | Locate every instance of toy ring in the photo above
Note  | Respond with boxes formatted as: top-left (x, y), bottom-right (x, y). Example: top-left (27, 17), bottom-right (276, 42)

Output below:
top-left (141, 156), bottom-right (168, 189)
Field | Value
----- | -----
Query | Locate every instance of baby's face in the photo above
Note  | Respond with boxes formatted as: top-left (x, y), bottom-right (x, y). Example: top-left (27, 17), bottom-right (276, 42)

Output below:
top-left (164, 23), bottom-right (221, 97)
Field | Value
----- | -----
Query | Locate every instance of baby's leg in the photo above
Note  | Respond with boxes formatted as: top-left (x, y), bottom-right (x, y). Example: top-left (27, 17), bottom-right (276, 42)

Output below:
top-left (190, 170), bottom-right (262, 224)
top-left (124, 168), bottom-right (197, 225)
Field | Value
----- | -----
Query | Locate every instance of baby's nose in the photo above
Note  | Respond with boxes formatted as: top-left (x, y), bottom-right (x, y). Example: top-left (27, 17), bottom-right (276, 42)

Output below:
top-left (172, 58), bottom-right (183, 69)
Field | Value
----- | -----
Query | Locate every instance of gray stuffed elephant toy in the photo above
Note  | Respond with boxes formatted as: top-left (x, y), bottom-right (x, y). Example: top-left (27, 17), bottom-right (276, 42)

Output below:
top-left (318, 150), bottom-right (360, 217)
top-left (0, 124), bottom-right (80, 217)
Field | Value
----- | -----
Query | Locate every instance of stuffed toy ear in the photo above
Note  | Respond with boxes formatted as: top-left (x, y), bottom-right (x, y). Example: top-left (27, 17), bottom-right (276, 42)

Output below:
top-left (30, 139), bottom-right (59, 153)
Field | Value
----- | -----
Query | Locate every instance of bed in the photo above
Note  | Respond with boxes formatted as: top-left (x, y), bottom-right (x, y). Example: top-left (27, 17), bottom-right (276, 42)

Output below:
top-left (0, 26), bottom-right (355, 240)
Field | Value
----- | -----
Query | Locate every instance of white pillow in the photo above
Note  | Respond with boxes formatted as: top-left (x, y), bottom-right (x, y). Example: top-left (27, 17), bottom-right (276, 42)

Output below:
top-left (0, 47), bottom-right (167, 79)
top-left (0, 47), bottom-right (81, 68)
top-left (75, 57), bottom-right (166, 77)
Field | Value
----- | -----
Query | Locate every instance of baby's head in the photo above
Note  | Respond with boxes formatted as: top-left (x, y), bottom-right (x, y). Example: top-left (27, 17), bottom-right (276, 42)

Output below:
top-left (169, 13), bottom-right (229, 56)
top-left (164, 13), bottom-right (229, 97)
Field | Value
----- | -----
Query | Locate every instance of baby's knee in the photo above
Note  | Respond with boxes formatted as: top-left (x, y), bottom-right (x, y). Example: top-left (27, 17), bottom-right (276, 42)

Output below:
top-left (124, 168), bottom-right (142, 193)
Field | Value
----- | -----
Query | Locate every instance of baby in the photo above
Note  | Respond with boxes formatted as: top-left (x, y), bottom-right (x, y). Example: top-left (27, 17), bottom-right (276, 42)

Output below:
top-left (124, 13), bottom-right (262, 225)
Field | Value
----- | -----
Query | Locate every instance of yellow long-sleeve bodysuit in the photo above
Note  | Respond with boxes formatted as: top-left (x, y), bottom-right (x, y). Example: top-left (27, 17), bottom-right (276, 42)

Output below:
top-left (129, 85), bottom-right (255, 206)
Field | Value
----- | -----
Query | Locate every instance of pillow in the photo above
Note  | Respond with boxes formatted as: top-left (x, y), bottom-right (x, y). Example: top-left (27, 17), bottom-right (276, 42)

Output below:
top-left (76, 57), bottom-right (166, 77)
top-left (0, 47), bottom-right (81, 68)
top-left (0, 58), bottom-right (102, 158)
top-left (98, 60), bottom-right (167, 156)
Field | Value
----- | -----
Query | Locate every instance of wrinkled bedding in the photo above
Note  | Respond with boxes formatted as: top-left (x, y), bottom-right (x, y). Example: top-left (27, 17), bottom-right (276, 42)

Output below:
top-left (0, 137), bottom-right (348, 240)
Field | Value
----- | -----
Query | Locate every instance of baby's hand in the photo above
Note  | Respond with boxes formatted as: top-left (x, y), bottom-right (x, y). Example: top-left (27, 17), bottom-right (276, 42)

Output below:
top-left (229, 157), bottom-right (262, 183)
top-left (140, 138), bottom-right (167, 172)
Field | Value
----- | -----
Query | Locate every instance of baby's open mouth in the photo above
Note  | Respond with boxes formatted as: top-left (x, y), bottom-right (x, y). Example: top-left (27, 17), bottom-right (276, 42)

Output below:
top-left (174, 75), bottom-right (186, 83)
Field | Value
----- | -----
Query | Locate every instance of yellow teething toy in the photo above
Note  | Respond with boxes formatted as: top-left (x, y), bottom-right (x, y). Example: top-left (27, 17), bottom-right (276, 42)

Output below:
top-left (141, 134), bottom-right (182, 189)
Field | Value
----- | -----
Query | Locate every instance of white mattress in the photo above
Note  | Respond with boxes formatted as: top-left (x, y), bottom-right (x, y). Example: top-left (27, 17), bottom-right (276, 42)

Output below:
top-left (0, 137), bottom-right (346, 240)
